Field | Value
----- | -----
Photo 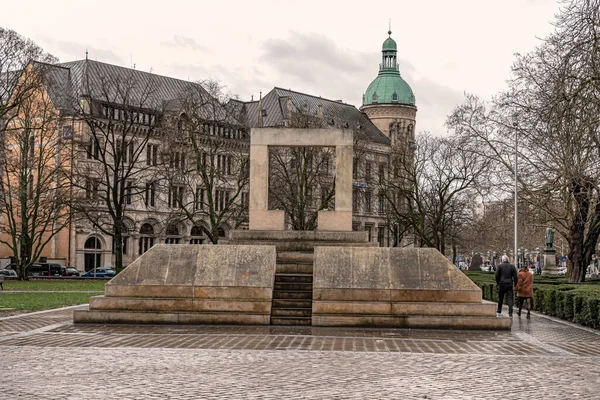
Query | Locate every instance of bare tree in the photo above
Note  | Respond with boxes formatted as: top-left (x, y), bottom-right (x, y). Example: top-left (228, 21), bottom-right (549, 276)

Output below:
top-left (0, 27), bottom-right (57, 124)
top-left (266, 103), bottom-right (373, 231)
top-left (0, 63), bottom-right (70, 279)
top-left (447, 0), bottom-right (600, 282)
top-left (382, 132), bottom-right (490, 259)
top-left (161, 80), bottom-right (249, 243)
top-left (70, 68), bottom-right (162, 272)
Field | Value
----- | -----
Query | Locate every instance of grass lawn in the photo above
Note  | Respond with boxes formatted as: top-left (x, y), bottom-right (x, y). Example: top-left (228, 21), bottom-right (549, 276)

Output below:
top-left (0, 292), bottom-right (102, 312)
top-left (0, 279), bottom-right (106, 314)
top-left (1, 279), bottom-right (107, 291)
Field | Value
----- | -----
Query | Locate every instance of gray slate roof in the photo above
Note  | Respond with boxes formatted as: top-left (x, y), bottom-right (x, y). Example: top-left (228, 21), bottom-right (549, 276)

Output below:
top-left (239, 87), bottom-right (389, 145)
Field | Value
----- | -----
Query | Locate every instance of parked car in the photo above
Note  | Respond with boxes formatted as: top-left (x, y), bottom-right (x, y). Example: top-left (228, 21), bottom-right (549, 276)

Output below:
top-left (61, 267), bottom-right (80, 277)
top-left (82, 268), bottom-right (116, 278)
top-left (0, 269), bottom-right (17, 277)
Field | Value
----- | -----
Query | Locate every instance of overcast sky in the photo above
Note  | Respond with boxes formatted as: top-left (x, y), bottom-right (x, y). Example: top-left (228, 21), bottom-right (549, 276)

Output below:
top-left (1, 0), bottom-right (560, 135)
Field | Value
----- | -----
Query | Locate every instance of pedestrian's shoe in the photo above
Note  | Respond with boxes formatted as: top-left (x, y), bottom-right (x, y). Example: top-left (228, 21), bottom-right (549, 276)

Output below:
top-left (496, 313), bottom-right (502, 317)
top-left (517, 311), bottom-right (521, 317)
top-left (526, 313), bottom-right (531, 319)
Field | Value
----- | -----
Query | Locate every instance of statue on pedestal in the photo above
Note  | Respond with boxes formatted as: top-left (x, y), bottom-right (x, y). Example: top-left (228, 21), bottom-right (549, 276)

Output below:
top-left (545, 227), bottom-right (555, 251)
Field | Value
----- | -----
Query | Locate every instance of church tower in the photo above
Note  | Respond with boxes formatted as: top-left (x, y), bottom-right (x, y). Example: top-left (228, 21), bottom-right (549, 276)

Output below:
top-left (360, 29), bottom-right (417, 150)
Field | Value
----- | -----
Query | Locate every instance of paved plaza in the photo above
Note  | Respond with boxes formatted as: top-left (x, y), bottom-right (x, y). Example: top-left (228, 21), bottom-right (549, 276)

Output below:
top-left (2, 304), bottom-right (600, 399)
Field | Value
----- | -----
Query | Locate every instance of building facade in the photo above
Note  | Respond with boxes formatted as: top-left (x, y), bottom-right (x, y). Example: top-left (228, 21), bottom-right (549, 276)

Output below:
top-left (0, 30), bottom-right (417, 271)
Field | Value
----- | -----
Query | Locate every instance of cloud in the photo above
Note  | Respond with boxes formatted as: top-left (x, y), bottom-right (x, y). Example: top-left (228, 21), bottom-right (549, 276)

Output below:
top-left (161, 35), bottom-right (208, 52)
top-left (50, 40), bottom-right (124, 65)
top-left (259, 31), bottom-right (465, 136)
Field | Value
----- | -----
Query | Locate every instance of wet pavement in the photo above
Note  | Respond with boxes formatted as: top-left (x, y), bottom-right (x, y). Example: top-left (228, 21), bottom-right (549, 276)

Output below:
top-left (2, 305), bottom-right (600, 399)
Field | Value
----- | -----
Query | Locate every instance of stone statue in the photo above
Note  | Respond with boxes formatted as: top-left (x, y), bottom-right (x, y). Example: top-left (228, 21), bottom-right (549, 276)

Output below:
top-left (545, 227), bottom-right (555, 250)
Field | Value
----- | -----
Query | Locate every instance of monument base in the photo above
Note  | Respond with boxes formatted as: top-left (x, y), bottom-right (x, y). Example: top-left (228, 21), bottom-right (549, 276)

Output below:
top-left (74, 245), bottom-right (276, 325)
top-left (542, 249), bottom-right (558, 276)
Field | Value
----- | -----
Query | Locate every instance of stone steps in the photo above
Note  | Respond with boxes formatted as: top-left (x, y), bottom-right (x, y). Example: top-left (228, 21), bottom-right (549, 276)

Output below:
top-left (230, 240), bottom-right (378, 252)
top-left (312, 314), bottom-right (512, 330)
top-left (272, 299), bottom-right (312, 308)
top-left (270, 260), bottom-right (314, 326)
top-left (270, 316), bottom-right (312, 326)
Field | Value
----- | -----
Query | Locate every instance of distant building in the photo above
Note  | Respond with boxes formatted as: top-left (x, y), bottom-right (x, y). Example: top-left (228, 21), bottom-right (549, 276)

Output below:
top-left (0, 30), bottom-right (417, 270)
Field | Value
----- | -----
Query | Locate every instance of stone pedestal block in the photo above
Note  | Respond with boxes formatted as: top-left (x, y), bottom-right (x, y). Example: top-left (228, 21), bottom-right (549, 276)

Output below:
top-left (542, 250), bottom-right (558, 276)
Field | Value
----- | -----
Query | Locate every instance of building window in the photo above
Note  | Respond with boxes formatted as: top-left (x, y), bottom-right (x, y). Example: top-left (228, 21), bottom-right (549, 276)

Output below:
top-left (146, 144), bottom-right (158, 166)
top-left (190, 225), bottom-right (204, 244)
top-left (125, 181), bottom-right (132, 205)
top-left (119, 140), bottom-right (134, 164)
top-left (170, 151), bottom-right (186, 170)
top-left (85, 179), bottom-right (100, 200)
top-left (352, 188), bottom-right (359, 212)
top-left (365, 162), bottom-right (372, 182)
top-left (378, 227), bottom-right (385, 247)
top-left (378, 193), bottom-right (385, 214)
top-left (364, 191), bottom-right (372, 213)
top-left (392, 92), bottom-right (398, 103)
top-left (194, 187), bottom-right (205, 210)
top-left (138, 223), bottom-right (155, 255)
top-left (365, 225), bottom-right (372, 242)
top-left (84, 236), bottom-right (102, 272)
top-left (217, 154), bottom-right (232, 175)
top-left (241, 192), bottom-right (249, 208)
top-left (168, 185), bottom-right (184, 208)
top-left (165, 224), bottom-right (181, 244)
top-left (215, 190), bottom-right (230, 212)
top-left (112, 236), bottom-right (128, 255)
top-left (145, 181), bottom-right (156, 207)
top-left (353, 159), bottom-right (358, 179)
top-left (87, 139), bottom-right (101, 160)
top-left (379, 164), bottom-right (385, 184)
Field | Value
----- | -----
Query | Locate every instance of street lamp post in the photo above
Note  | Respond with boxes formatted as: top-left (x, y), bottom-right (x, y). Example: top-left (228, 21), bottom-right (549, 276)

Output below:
top-left (93, 225), bottom-right (97, 278)
top-left (513, 119), bottom-right (518, 267)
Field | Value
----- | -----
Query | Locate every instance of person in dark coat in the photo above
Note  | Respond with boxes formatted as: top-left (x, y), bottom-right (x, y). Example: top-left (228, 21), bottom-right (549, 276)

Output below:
top-left (495, 255), bottom-right (518, 317)
top-left (516, 266), bottom-right (534, 318)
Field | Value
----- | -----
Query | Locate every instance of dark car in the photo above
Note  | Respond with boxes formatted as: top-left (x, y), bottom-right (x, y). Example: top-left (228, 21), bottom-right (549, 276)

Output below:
top-left (61, 267), bottom-right (80, 276)
top-left (25, 263), bottom-right (62, 276)
top-left (82, 268), bottom-right (116, 278)
top-left (0, 269), bottom-right (17, 277)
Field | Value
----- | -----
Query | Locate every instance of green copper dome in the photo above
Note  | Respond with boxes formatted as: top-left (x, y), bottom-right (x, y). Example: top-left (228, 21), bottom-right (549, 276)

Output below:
top-left (362, 30), bottom-right (415, 107)
top-left (382, 31), bottom-right (397, 51)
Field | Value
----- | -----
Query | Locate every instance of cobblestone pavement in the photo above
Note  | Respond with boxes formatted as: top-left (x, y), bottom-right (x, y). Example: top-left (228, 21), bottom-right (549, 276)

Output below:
top-left (2, 305), bottom-right (600, 399)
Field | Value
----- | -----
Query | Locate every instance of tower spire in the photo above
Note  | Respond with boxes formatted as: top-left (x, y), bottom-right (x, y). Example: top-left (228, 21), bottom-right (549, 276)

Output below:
top-left (388, 18), bottom-right (392, 36)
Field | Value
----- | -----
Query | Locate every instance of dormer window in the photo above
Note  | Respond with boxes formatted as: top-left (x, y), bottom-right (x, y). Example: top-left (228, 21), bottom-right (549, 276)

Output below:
top-left (372, 93), bottom-right (378, 103)
top-left (392, 92), bottom-right (398, 103)
top-left (261, 109), bottom-right (267, 117)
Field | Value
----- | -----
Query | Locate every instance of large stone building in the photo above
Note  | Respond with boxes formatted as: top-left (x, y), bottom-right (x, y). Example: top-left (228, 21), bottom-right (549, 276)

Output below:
top-left (0, 30), bottom-right (417, 271)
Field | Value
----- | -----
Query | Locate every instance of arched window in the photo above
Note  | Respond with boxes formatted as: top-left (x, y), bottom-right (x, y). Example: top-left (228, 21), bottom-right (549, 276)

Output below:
top-left (84, 236), bottom-right (102, 272)
top-left (372, 93), bottom-right (378, 103)
top-left (139, 223), bottom-right (155, 254)
top-left (218, 227), bottom-right (226, 238)
top-left (190, 225), bottom-right (204, 244)
top-left (392, 92), bottom-right (398, 103)
top-left (85, 237), bottom-right (101, 250)
top-left (165, 223), bottom-right (181, 244)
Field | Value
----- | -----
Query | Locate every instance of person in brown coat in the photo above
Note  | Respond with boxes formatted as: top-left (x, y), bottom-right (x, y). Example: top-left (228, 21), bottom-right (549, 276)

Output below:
top-left (516, 265), bottom-right (534, 318)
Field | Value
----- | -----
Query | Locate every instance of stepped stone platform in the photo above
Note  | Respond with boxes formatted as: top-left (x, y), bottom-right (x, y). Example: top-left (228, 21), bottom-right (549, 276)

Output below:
top-left (312, 247), bottom-right (511, 330)
top-left (73, 231), bottom-right (510, 330)
top-left (74, 244), bottom-right (276, 325)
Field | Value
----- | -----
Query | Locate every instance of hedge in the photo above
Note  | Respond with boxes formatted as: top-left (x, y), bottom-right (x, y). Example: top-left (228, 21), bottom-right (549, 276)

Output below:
top-left (465, 271), bottom-right (600, 329)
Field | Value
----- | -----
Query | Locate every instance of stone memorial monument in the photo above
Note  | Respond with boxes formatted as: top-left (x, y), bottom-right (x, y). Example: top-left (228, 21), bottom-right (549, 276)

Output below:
top-left (75, 127), bottom-right (510, 330)
top-left (542, 227), bottom-right (559, 276)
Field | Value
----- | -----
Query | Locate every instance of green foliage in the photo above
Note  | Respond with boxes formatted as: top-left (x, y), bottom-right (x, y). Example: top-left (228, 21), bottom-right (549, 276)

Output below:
top-left (466, 271), bottom-right (600, 328)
